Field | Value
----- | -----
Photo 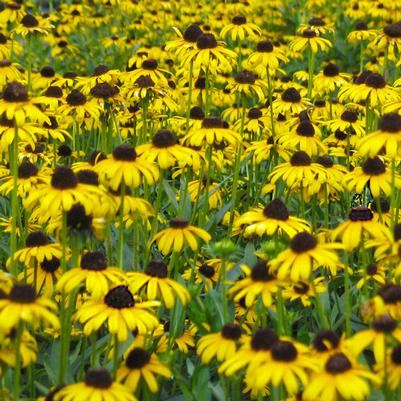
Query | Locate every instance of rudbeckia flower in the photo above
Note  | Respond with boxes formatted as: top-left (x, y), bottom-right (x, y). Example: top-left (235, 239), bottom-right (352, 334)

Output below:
top-left (0, 284), bottom-right (59, 330)
top-left (376, 344), bottom-right (401, 389)
top-left (226, 70), bottom-right (267, 101)
top-left (165, 24), bottom-right (203, 58)
top-left (228, 260), bottom-right (279, 307)
top-left (117, 347), bottom-right (171, 392)
top-left (347, 22), bottom-right (378, 43)
top-left (332, 206), bottom-right (392, 251)
top-left (246, 339), bottom-right (317, 394)
top-left (247, 40), bottom-right (289, 73)
top-left (127, 260), bottom-right (190, 308)
top-left (197, 323), bottom-right (243, 364)
top-left (95, 144), bottom-right (159, 191)
top-left (326, 110), bottom-right (365, 137)
top-left (273, 87), bottom-right (310, 116)
top-left (358, 113), bottom-right (401, 158)
top-left (313, 63), bottom-right (350, 95)
top-left (344, 156), bottom-right (401, 198)
top-left (56, 251), bottom-right (126, 298)
top-left (289, 29), bottom-right (332, 53)
top-left (233, 199), bottom-right (311, 238)
top-left (55, 368), bottom-right (137, 401)
top-left (75, 285), bottom-right (159, 342)
top-left (9, 230), bottom-right (62, 267)
top-left (303, 352), bottom-right (380, 401)
top-left (283, 278), bottom-right (326, 307)
top-left (136, 129), bottom-right (200, 169)
top-left (150, 217), bottom-right (211, 255)
top-left (350, 314), bottom-right (401, 363)
top-left (270, 232), bottom-right (342, 281)
top-left (373, 22), bottom-right (401, 53)
top-left (12, 13), bottom-right (53, 37)
top-left (220, 15), bottom-right (261, 41)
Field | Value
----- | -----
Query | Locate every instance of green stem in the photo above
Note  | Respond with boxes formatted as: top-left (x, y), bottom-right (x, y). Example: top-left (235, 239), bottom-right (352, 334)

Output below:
top-left (185, 60), bottom-right (194, 134)
top-left (266, 67), bottom-right (275, 137)
top-left (307, 48), bottom-right (315, 99)
top-left (344, 252), bottom-right (351, 337)
top-left (12, 322), bottom-right (24, 400)
top-left (117, 183), bottom-right (126, 268)
top-left (10, 124), bottom-right (19, 277)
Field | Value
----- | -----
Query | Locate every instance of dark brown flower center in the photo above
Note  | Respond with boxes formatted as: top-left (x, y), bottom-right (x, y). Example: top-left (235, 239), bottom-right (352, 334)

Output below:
top-left (104, 285), bottom-right (135, 309)
top-left (235, 70), bottom-right (256, 85)
top-left (371, 198), bottom-right (390, 214)
top-left (323, 63), bottom-right (339, 77)
top-left (44, 86), bottom-right (63, 98)
top-left (394, 223), bottom-right (401, 241)
top-left (51, 166), bottom-right (78, 189)
top-left (84, 368), bottom-right (113, 389)
top-left (221, 323), bottom-right (241, 340)
top-left (145, 260), bottom-right (168, 278)
top-left (372, 314), bottom-right (397, 332)
top-left (183, 24), bottom-right (203, 42)
top-left (366, 263), bottom-right (378, 275)
top-left (81, 251), bottom-right (107, 271)
top-left (90, 83), bottom-right (119, 99)
top-left (362, 157), bottom-right (386, 175)
top-left (341, 110), bottom-right (358, 123)
top-left (199, 263), bottom-right (215, 278)
top-left (232, 15), bottom-right (246, 25)
top-left (256, 40), bottom-right (273, 52)
top-left (202, 117), bottom-right (223, 128)
top-left (58, 144), bottom-right (72, 157)
top-left (348, 206), bottom-right (373, 221)
top-left (3, 82), bottom-right (28, 102)
top-left (263, 199), bottom-right (289, 220)
top-left (21, 14), bottom-right (39, 27)
top-left (18, 161), bottom-right (38, 178)
top-left (378, 284), bottom-right (401, 304)
top-left (88, 150), bottom-right (107, 166)
top-left (92, 64), bottom-right (109, 76)
top-left (392, 345), bottom-right (401, 364)
top-left (66, 89), bottom-right (86, 106)
top-left (296, 121), bottom-right (315, 137)
top-left (384, 23), bottom-right (401, 38)
top-left (112, 144), bottom-right (137, 161)
top-left (152, 129), bottom-right (177, 148)
top-left (302, 29), bottom-right (316, 38)
top-left (325, 353), bottom-right (352, 374)
top-left (197, 33), bottom-right (217, 49)
top-left (290, 232), bottom-right (317, 253)
top-left (271, 340), bottom-right (298, 361)
top-left (9, 284), bottom-right (36, 303)
top-left (316, 155), bottom-right (334, 168)
top-left (250, 260), bottom-right (275, 281)
top-left (66, 204), bottom-right (92, 231)
top-left (135, 75), bottom-right (155, 88)
top-left (190, 106), bottom-right (205, 120)
top-left (293, 282), bottom-right (309, 294)
top-left (169, 217), bottom-right (189, 228)
top-left (26, 231), bottom-right (49, 247)
top-left (250, 328), bottom-right (278, 350)
top-left (290, 151), bottom-right (311, 166)
top-left (125, 348), bottom-right (151, 369)
top-left (380, 113), bottom-right (401, 133)
top-left (355, 21), bottom-right (368, 30)
top-left (309, 17), bottom-right (325, 26)
top-left (281, 88), bottom-right (301, 103)
top-left (77, 170), bottom-right (99, 186)
top-left (142, 59), bottom-right (158, 70)
top-left (365, 73), bottom-right (386, 89)
top-left (41, 66), bottom-right (55, 78)
top-left (247, 108), bottom-right (262, 119)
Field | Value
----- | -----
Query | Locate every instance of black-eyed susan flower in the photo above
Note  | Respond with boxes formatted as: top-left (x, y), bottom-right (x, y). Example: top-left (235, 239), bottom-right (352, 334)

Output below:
top-left (283, 278), bottom-right (326, 307)
top-left (228, 260), bottom-right (279, 307)
top-left (127, 260), bottom-right (190, 308)
top-left (136, 129), bottom-right (199, 169)
top-left (183, 117), bottom-right (241, 147)
top-left (0, 82), bottom-right (49, 126)
top-left (332, 206), bottom-right (392, 251)
top-left (220, 15), bottom-right (261, 41)
top-left (197, 323), bottom-right (243, 364)
top-left (358, 113), bottom-right (401, 158)
top-left (25, 166), bottom-right (102, 219)
top-left (117, 347), bottom-right (171, 392)
top-left (247, 40), bottom-right (289, 74)
top-left (277, 120), bottom-right (327, 156)
top-left (56, 251), bottom-right (126, 298)
top-left (269, 151), bottom-right (327, 192)
top-left (270, 232), bottom-right (342, 282)
top-left (75, 285), bottom-right (159, 342)
top-left (356, 263), bottom-right (387, 289)
top-left (289, 29), bottom-right (332, 53)
top-left (55, 368), bottom-right (137, 401)
top-left (344, 157), bottom-right (401, 198)
top-left (12, 13), bottom-right (53, 37)
top-left (303, 352), bottom-right (380, 401)
top-left (246, 339), bottom-right (317, 394)
top-left (351, 314), bottom-right (401, 363)
top-left (9, 231), bottom-right (62, 267)
top-left (233, 199), bottom-right (310, 238)
top-left (226, 70), bottom-right (267, 102)
top-left (150, 217), bottom-right (211, 255)
top-left (219, 327), bottom-right (279, 376)
top-left (273, 87), bottom-right (310, 116)
top-left (373, 22), bottom-right (401, 53)
top-left (327, 110), bottom-right (365, 137)
top-left (347, 22), bottom-right (378, 43)
top-left (313, 63), bottom-right (350, 95)
top-left (165, 24), bottom-right (203, 58)
top-left (95, 144), bottom-right (159, 191)
top-left (181, 33), bottom-right (237, 76)
top-left (0, 284), bottom-right (59, 330)
top-left (376, 344), bottom-right (401, 390)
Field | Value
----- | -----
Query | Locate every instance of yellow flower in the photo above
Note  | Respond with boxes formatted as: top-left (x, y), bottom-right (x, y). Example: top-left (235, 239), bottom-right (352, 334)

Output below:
top-left (150, 217), bottom-right (211, 255)
top-left (220, 16), bottom-right (261, 41)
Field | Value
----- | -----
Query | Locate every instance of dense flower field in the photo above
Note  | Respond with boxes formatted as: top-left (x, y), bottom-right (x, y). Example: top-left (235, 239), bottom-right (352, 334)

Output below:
top-left (2, 0), bottom-right (401, 400)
